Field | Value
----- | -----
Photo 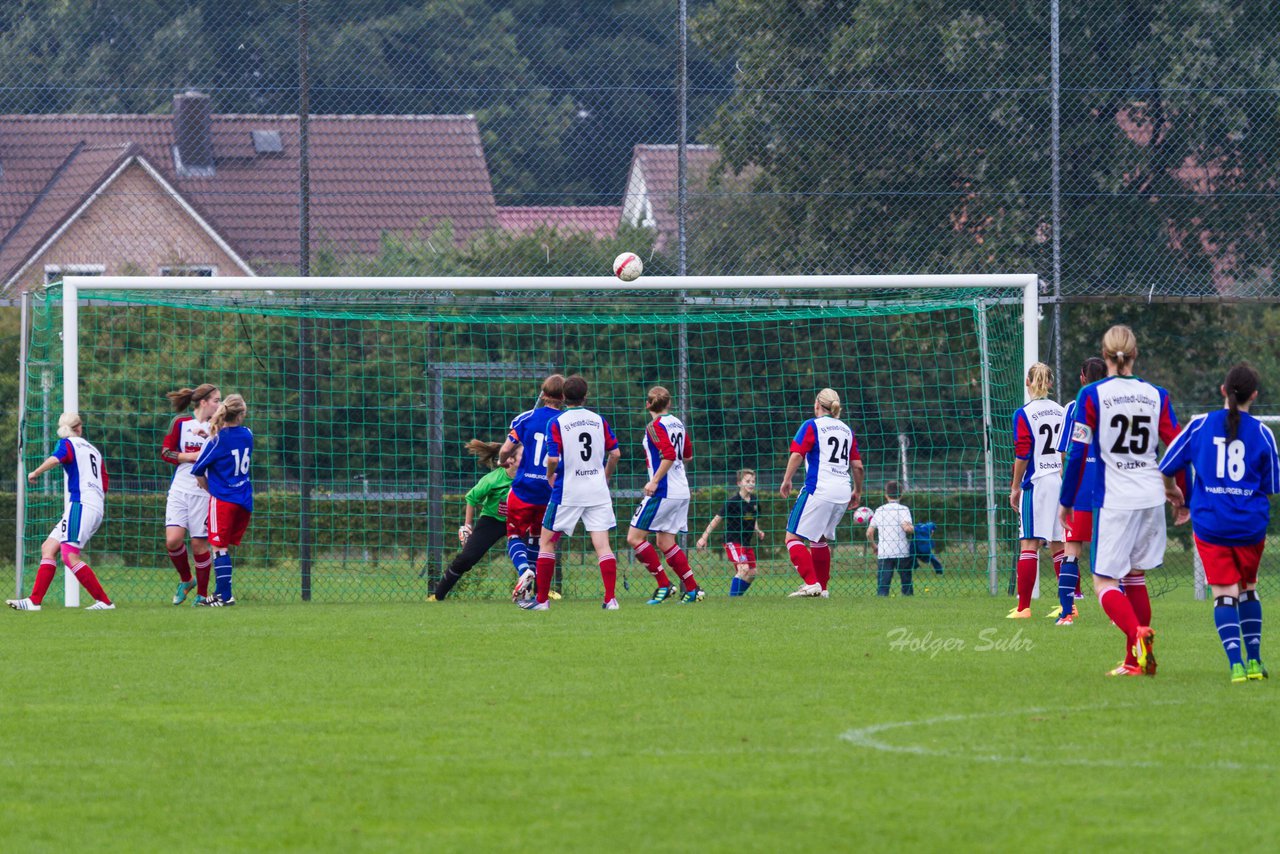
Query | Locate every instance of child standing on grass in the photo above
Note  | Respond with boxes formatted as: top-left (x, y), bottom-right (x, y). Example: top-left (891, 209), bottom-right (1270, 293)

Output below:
top-left (869, 481), bottom-right (914, 596)
top-left (912, 520), bottom-right (942, 576)
top-left (698, 468), bottom-right (767, 595)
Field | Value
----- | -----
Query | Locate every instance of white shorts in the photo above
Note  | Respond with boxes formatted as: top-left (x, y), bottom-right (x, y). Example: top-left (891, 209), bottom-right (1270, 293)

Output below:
top-left (1019, 477), bottom-right (1064, 543)
top-left (1091, 505), bottom-right (1167, 579)
top-left (787, 491), bottom-right (847, 542)
top-left (49, 502), bottom-right (103, 549)
top-left (629, 495), bottom-right (689, 534)
top-left (165, 490), bottom-right (210, 538)
top-left (544, 501), bottom-right (617, 535)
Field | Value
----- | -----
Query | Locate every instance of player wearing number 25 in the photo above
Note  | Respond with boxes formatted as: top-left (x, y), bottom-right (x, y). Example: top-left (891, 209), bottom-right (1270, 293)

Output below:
top-left (1059, 325), bottom-right (1183, 677)
top-left (1159, 363), bottom-right (1280, 683)
top-left (190, 394), bottom-right (253, 607)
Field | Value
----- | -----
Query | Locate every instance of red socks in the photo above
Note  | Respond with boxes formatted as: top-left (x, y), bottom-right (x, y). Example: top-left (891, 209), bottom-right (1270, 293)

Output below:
top-left (194, 552), bottom-right (212, 597)
top-left (535, 552), bottom-right (556, 604)
top-left (633, 541), bottom-right (671, 587)
top-left (30, 559), bottom-right (57, 605)
top-left (599, 553), bottom-right (617, 601)
top-left (1099, 587), bottom-right (1140, 666)
top-left (1122, 573), bottom-right (1152, 626)
top-left (71, 561), bottom-right (111, 605)
top-left (1016, 550), bottom-right (1038, 611)
top-left (168, 545), bottom-right (193, 582)
top-left (811, 542), bottom-right (831, 590)
top-left (663, 545), bottom-right (697, 591)
top-left (1052, 550), bottom-right (1064, 579)
top-left (787, 540), bottom-right (818, 585)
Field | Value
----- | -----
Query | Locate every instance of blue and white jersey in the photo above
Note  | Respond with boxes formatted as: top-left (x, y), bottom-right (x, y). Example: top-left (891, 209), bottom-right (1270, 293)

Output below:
top-left (1060, 376), bottom-right (1180, 511)
top-left (191, 425), bottom-right (254, 512)
top-left (547, 407), bottom-right (618, 506)
top-left (52, 436), bottom-right (106, 511)
top-left (1056, 399), bottom-right (1097, 501)
top-left (1159, 409), bottom-right (1280, 546)
top-left (506, 405), bottom-right (562, 505)
top-left (1013, 398), bottom-right (1065, 487)
top-left (642, 414), bottom-right (692, 499)
top-left (790, 416), bottom-right (857, 504)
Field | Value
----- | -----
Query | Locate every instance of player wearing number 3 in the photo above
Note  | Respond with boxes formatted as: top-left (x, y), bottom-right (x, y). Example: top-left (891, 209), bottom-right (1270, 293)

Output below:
top-left (780, 388), bottom-right (864, 598)
top-left (1059, 325), bottom-right (1184, 677)
top-left (1159, 363), bottom-right (1279, 684)
top-left (8, 413), bottom-right (114, 611)
top-left (1007, 363), bottom-right (1066, 619)
top-left (190, 394), bottom-right (253, 606)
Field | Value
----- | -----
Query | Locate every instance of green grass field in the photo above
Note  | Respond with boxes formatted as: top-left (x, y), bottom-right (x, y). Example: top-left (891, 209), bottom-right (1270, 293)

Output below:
top-left (2, 592), bottom-right (1276, 852)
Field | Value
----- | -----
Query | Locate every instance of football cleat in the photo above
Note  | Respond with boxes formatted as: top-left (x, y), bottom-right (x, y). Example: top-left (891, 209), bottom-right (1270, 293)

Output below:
top-left (1231, 663), bottom-right (1248, 684)
top-left (518, 599), bottom-right (549, 611)
top-left (1006, 607), bottom-right (1031, 619)
top-left (788, 583), bottom-right (823, 598)
top-left (679, 587), bottom-right (705, 604)
top-left (1054, 613), bottom-right (1075, 626)
top-left (173, 579), bottom-right (196, 606)
top-left (602, 598), bottom-right (620, 611)
top-left (819, 589), bottom-right (830, 599)
top-left (646, 585), bottom-right (675, 605)
top-left (548, 590), bottom-right (563, 601)
top-left (6, 597), bottom-right (40, 612)
top-left (1246, 659), bottom-right (1269, 681)
top-left (201, 595), bottom-right (235, 608)
top-left (1135, 627), bottom-right (1156, 675)
top-left (511, 569), bottom-right (535, 602)
top-left (1107, 663), bottom-right (1144, 677)
top-left (192, 595), bottom-right (216, 607)
top-left (84, 601), bottom-right (115, 610)
top-left (1046, 605), bottom-right (1063, 618)
top-left (426, 594), bottom-right (439, 602)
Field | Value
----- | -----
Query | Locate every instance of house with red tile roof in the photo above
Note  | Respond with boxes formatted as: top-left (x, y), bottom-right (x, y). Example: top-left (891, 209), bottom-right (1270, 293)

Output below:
top-left (495, 206), bottom-right (620, 240)
top-left (620, 144), bottom-right (725, 252)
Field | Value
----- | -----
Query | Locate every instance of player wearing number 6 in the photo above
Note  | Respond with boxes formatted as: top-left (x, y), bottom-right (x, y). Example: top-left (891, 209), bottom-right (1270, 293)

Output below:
top-left (190, 394), bottom-right (253, 607)
top-left (1058, 325), bottom-right (1183, 677)
top-left (7, 413), bottom-right (114, 611)
top-left (1007, 363), bottom-right (1066, 619)
top-left (779, 388), bottom-right (864, 598)
top-left (1159, 363), bottom-right (1280, 684)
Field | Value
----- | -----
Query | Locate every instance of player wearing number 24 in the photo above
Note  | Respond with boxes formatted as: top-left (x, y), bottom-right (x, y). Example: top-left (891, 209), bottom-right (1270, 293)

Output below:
top-left (190, 394), bottom-right (253, 606)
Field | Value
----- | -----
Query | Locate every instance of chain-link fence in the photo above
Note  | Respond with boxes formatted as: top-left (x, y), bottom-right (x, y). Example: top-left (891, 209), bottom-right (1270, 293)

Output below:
top-left (0, 1), bottom-right (1276, 297)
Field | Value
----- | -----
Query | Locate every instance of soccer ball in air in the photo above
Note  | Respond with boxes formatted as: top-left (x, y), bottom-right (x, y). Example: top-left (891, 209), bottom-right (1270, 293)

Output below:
top-left (853, 506), bottom-right (873, 524)
top-left (613, 252), bottom-right (643, 282)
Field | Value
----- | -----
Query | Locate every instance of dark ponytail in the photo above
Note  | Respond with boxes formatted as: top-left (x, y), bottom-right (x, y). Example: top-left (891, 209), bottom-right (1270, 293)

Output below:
top-left (1224, 363), bottom-right (1260, 442)
top-left (1080, 357), bottom-right (1107, 385)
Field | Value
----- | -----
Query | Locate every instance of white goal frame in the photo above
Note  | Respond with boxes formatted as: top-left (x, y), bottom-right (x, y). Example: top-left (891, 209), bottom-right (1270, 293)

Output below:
top-left (31, 273), bottom-right (1039, 605)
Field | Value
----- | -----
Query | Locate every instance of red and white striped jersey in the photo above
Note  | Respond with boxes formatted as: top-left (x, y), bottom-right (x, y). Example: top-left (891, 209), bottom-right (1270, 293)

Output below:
top-left (643, 414), bottom-right (693, 499)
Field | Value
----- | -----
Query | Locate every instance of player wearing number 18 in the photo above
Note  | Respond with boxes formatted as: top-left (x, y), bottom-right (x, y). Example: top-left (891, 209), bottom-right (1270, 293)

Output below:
top-left (1058, 325), bottom-right (1183, 677)
top-left (190, 394), bottom-right (253, 607)
top-left (1159, 363), bottom-right (1280, 683)
top-left (779, 389), bottom-right (864, 598)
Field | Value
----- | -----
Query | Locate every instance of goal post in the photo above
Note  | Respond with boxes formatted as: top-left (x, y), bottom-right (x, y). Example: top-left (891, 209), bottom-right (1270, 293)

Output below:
top-left (27, 273), bottom-right (1038, 605)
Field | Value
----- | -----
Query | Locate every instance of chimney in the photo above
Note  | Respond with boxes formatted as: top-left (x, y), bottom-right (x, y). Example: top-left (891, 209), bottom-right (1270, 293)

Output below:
top-left (173, 90), bottom-right (214, 177)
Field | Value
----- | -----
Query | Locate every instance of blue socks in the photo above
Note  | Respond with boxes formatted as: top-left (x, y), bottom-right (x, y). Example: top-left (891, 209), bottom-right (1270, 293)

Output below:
top-left (729, 576), bottom-right (752, 596)
top-left (1058, 558), bottom-right (1079, 618)
top-left (214, 552), bottom-right (234, 601)
top-left (1240, 590), bottom-right (1263, 663)
top-left (507, 537), bottom-right (531, 576)
top-left (1214, 595), bottom-right (1245, 668)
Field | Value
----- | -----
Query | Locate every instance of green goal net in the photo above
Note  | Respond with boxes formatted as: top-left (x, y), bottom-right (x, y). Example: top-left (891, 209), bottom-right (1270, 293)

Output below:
top-left (19, 277), bottom-right (1029, 604)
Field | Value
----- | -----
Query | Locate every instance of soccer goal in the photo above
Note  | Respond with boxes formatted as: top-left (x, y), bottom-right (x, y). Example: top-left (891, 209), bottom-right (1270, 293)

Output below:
top-left (16, 274), bottom-right (1038, 606)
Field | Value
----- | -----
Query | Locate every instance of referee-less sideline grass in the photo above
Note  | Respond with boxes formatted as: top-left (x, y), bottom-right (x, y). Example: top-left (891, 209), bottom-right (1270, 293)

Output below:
top-left (1, 596), bottom-right (1276, 852)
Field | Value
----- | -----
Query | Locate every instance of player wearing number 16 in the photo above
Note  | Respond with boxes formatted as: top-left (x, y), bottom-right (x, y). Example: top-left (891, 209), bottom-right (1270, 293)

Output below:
top-left (779, 388), bottom-right (864, 598)
top-left (1007, 363), bottom-right (1066, 620)
top-left (1058, 325), bottom-right (1183, 677)
top-left (190, 394), bottom-right (253, 607)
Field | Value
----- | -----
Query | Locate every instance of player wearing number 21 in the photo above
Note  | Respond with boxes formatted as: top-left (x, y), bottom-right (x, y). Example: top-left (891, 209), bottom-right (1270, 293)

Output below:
top-left (1007, 363), bottom-right (1066, 620)
top-left (8, 412), bottom-right (114, 611)
top-left (190, 394), bottom-right (253, 607)
top-left (1058, 325), bottom-right (1184, 677)
top-left (1159, 363), bottom-right (1279, 684)
top-left (779, 388), bottom-right (864, 598)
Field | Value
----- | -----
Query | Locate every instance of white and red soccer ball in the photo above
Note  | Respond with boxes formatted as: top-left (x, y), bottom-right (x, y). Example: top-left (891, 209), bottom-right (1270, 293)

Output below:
top-left (613, 252), bottom-right (643, 282)
top-left (853, 506), bottom-right (873, 524)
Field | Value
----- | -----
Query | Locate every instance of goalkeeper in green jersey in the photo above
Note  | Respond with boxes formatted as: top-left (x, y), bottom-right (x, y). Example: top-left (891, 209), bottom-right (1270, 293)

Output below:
top-left (429, 440), bottom-right (520, 601)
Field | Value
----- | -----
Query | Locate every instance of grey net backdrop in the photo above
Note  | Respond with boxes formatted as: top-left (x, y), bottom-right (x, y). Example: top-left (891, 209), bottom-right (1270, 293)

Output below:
top-left (4, 1), bottom-right (1280, 601)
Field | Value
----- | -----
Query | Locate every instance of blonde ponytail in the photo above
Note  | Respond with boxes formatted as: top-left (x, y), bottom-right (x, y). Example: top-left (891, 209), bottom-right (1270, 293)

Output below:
top-left (1026, 363), bottom-right (1053, 399)
top-left (56, 412), bottom-right (82, 438)
top-left (210, 394), bottom-right (247, 435)
top-left (815, 388), bottom-right (842, 418)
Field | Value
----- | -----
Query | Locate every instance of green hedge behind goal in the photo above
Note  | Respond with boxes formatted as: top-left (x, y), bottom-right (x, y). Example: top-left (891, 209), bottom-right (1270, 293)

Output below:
top-left (20, 278), bottom-right (1027, 603)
